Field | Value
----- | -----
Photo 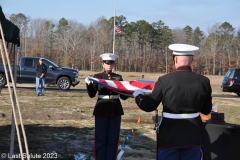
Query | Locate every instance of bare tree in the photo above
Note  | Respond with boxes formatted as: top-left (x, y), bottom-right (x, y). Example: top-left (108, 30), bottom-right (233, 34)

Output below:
top-left (171, 28), bottom-right (186, 43)
top-left (204, 24), bottom-right (221, 75)
top-left (233, 29), bottom-right (240, 67)
top-left (9, 13), bottom-right (30, 58)
top-left (67, 20), bottom-right (86, 68)
top-left (219, 22), bottom-right (235, 69)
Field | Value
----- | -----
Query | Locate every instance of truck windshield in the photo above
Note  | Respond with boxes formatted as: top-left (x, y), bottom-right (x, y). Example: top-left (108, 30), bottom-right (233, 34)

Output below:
top-left (44, 59), bottom-right (58, 68)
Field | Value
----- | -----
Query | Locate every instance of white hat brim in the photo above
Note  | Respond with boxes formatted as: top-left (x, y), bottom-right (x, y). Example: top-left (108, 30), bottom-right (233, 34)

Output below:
top-left (169, 44), bottom-right (199, 56)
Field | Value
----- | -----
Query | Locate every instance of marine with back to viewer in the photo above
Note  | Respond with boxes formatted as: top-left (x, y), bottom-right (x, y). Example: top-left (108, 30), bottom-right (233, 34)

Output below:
top-left (133, 44), bottom-right (212, 160)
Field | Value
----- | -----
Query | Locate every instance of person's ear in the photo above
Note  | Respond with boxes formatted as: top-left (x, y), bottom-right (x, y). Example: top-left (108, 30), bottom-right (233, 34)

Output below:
top-left (172, 55), bottom-right (175, 62)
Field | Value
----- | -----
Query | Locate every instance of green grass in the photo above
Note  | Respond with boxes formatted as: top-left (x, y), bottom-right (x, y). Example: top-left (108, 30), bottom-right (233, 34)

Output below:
top-left (0, 72), bottom-right (239, 160)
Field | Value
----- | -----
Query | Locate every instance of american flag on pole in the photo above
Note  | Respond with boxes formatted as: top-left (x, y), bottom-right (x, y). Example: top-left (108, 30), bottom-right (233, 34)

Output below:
top-left (115, 21), bottom-right (122, 34)
top-left (88, 77), bottom-right (155, 97)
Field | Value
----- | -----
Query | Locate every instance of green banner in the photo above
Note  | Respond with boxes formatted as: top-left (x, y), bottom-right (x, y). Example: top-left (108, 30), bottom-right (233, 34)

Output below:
top-left (0, 5), bottom-right (20, 46)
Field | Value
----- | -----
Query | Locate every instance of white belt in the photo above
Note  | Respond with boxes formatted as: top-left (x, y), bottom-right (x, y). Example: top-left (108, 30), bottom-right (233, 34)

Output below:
top-left (155, 112), bottom-right (199, 134)
top-left (163, 112), bottom-right (199, 119)
top-left (98, 95), bottom-right (119, 99)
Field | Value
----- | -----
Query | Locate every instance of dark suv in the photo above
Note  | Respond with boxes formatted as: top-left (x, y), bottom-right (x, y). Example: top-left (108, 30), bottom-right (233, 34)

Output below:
top-left (221, 68), bottom-right (240, 96)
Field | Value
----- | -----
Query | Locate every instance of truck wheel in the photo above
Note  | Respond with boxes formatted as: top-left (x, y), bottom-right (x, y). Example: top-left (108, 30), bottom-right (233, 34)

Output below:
top-left (57, 77), bottom-right (71, 90)
top-left (0, 74), bottom-right (6, 87)
top-left (236, 93), bottom-right (240, 96)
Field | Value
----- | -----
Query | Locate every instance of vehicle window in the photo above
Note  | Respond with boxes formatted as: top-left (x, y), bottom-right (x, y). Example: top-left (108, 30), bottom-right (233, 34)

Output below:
top-left (24, 59), bottom-right (34, 67)
top-left (234, 69), bottom-right (240, 78)
top-left (229, 70), bottom-right (235, 78)
top-left (225, 70), bottom-right (232, 78)
top-left (45, 59), bottom-right (58, 67)
top-left (43, 61), bottom-right (51, 68)
top-left (33, 59), bottom-right (39, 68)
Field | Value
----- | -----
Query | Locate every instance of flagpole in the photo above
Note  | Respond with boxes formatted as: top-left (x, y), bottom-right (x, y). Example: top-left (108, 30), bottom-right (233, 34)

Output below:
top-left (113, 0), bottom-right (117, 54)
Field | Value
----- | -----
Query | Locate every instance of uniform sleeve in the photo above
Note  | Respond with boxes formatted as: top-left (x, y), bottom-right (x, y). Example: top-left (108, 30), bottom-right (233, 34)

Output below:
top-left (120, 94), bottom-right (128, 100)
top-left (86, 74), bottom-right (98, 98)
top-left (201, 78), bottom-right (212, 115)
top-left (135, 77), bottom-right (163, 112)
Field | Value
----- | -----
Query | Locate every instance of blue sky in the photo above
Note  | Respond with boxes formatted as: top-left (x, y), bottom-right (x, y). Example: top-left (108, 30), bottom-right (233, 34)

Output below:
top-left (1, 0), bottom-right (240, 33)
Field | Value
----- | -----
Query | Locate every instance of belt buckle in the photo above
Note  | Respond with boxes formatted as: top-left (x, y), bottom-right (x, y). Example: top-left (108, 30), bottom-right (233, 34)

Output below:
top-left (109, 95), bottom-right (114, 99)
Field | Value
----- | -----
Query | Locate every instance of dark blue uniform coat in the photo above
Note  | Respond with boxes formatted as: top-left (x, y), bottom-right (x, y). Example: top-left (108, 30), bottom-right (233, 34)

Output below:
top-left (86, 71), bottom-right (128, 160)
top-left (135, 66), bottom-right (212, 149)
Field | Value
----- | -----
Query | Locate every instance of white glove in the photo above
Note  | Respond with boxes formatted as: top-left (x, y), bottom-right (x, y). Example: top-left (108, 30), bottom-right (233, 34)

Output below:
top-left (85, 76), bottom-right (91, 85)
top-left (133, 90), bottom-right (144, 98)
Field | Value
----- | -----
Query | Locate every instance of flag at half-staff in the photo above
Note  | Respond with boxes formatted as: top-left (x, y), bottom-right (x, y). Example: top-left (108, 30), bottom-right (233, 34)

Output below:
top-left (115, 21), bottom-right (122, 34)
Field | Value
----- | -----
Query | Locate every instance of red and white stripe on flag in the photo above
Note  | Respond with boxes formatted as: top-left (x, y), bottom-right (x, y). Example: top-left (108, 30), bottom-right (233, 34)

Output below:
top-left (88, 77), bottom-right (155, 97)
top-left (115, 22), bottom-right (122, 34)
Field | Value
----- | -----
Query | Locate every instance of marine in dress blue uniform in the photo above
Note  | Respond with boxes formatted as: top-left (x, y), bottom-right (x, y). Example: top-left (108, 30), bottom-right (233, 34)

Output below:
top-left (133, 44), bottom-right (212, 160)
top-left (85, 53), bottom-right (128, 160)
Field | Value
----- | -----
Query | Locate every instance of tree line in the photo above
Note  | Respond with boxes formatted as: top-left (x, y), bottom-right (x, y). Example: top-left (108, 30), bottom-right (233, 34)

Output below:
top-left (3, 13), bottom-right (240, 75)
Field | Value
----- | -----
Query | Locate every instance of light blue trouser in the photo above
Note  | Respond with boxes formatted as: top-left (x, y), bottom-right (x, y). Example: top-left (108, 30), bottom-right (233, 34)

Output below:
top-left (158, 146), bottom-right (202, 160)
top-left (36, 77), bottom-right (45, 94)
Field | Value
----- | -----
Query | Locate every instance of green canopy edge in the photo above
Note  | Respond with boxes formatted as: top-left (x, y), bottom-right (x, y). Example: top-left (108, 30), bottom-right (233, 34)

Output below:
top-left (0, 5), bottom-right (20, 47)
